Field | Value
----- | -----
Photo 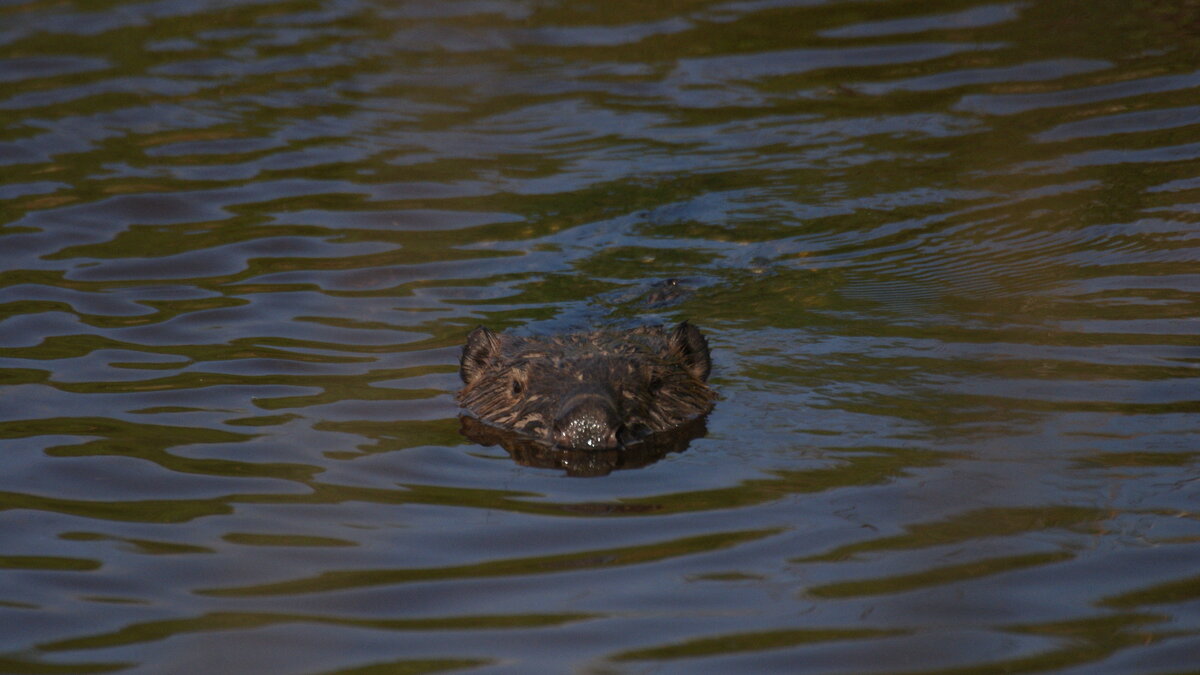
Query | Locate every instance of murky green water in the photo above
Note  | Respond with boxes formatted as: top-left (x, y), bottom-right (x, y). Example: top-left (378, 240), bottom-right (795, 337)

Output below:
top-left (2, 0), bottom-right (1199, 672)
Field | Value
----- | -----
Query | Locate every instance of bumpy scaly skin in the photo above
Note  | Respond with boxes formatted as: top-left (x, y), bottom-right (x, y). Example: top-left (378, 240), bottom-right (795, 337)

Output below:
top-left (457, 322), bottom-right (716, 451)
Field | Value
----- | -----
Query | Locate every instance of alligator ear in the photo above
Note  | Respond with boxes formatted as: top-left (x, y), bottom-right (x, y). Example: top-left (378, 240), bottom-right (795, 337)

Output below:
top-left (669, 321), bottom-right (712, 382)
top-left (460, 326), bottom-right (502, 385)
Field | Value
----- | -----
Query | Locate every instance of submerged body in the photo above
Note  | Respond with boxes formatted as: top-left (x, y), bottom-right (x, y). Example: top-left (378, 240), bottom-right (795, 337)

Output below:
top-left (457, 322), bottom-right (716, 452)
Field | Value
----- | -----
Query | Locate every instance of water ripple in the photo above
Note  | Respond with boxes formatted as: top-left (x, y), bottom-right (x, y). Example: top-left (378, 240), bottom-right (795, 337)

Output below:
top-left (2, 0), bottom-right (1199, 672)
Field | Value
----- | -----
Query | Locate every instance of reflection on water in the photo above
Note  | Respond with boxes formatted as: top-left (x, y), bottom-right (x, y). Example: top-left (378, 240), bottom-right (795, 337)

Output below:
top-left (458, 413), bottom-right (709, 477)
top-left (2, 0), bottom-right (1199, 672)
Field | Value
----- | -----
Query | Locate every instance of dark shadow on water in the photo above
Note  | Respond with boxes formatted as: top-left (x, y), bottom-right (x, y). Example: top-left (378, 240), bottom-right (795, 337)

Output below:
top-left (458, 414), bottom-right (710, 477)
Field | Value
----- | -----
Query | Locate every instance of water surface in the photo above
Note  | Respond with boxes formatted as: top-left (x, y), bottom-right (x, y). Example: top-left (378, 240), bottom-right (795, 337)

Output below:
top-left (2, 0), bottom-right (1199, 672)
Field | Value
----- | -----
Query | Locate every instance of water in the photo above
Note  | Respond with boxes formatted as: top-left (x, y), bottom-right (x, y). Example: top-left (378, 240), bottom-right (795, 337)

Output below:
top-left (2, 0), bottom-right (1199, 672)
